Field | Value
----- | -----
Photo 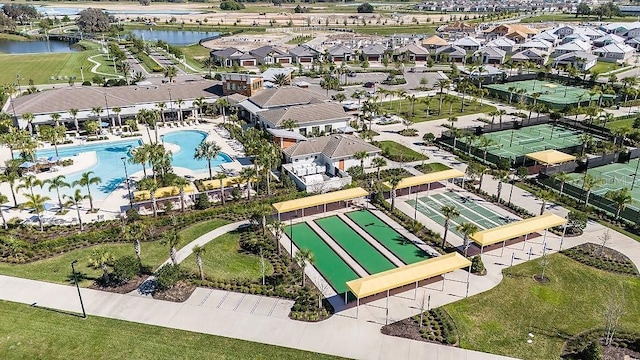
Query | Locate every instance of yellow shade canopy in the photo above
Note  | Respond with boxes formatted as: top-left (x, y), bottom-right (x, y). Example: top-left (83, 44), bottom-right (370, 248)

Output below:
top-left (133, 185), bottom-right (195, 202)
top-left (470, 212), bottom-right (567, 247)
top-left (382, 169), bottom-right (464, 191)
top-left (272, 187), bottom-right (369, 214)
top-left (525, 150), bottom-right (576, 165)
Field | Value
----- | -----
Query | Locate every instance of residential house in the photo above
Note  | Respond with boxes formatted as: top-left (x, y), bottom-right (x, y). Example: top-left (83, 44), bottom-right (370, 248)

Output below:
top-left (249, 45), bottom-right (292, 65)
top-left (625, 37), bottom-right (640, 50)
top-left (573, 26), bottom-right (605, 41)
top-left (210, 47), bottom-right (245, 67)
top-left (282, 134), bottom-right (381, 192)
top-left (552, 51), bottom-right (597, 71)
top-left (533, 31), bottom-right (559, 46)
top-left (484, 24), bottom-right (538, 41)
top-left (422, 35), bottom-right (449, 50)
top-left (554, 25), bottom-right (576, 38)
top-left (261, 68), bottom-right (293, 87)
top-left (519, 39), bottom-right (553, 53)
top-left (459, 65), bottom-right (505, 81)
top-left (236, 86), bottom-right (327, 122)
top-left (592, 43), bottom-right (636, 62)
top-left (267, 128), bottom-right (307, 150)
top-left (552, 40), bottom-right (591, 57)
top-left (623, 24), bottom-right (640, 39)
top-left (560, 33), bottom-right (592, 45)
top-left (289, 45), bottom-right (322, 65)
top-left (472, 47), bottom-right (506, 64)
top-left (327, 44), bottom-right (353, 63)
top-left (434, 45), bottom-right (467, 63)
top-left (360, 44), bottom-right (386, 63)
top-left (256, 102), bottom-right (351, 136)
top-left (221, 73), bottom-right (264, 97)
top-left (485, 37), bottom-right (516, 53)
top-left (395, 43), bottom-right (430, 62)
top-left (439, 21), bottom-right (476, 34)
top-left (510, 48), bottom-right (547, 66)
top-left (453, 37), bottom-right (482, 51)
top-left (593, 34), bottom-right (625, 48)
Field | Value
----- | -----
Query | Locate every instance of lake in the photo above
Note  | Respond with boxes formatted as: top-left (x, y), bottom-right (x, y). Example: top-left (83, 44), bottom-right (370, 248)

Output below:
top-left (130, 29), bottom-right (219, 46)
top-left (0, 39), bottom-right (76, 54)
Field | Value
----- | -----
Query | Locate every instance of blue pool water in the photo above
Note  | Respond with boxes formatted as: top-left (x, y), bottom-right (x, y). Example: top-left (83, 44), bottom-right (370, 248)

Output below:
top-left (35, 130), bottom-right (231, 201)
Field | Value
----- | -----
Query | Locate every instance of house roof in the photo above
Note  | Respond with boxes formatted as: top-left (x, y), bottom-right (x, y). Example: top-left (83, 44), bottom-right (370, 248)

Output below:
top-left (441, 21), bottom-right (475, 32)
top-left (396, 43), bottom-right (430, 56)
top-left (486, 37), bottom-right (516, 48)
top-left (474, 46), bottom-right (506, 58)
top-left (435, 45), bottom-right (466, 57)
top-left (361, 44), bottom-right (386, 55)
top-left (248, 87), bottom-right (327, 109)
top-left (533, 31), bottom-right (558, 42)
top-left (283, 134), bottom-right (380, 159)
top-left (289, 45), bottom-right (321, 57)
top-left (453, 36), bottom-right (482, 47)
top-left (553, 51), bottom-right (598, 63)
top-left (511, 48), bottom-right (546, 60)
top-left (556, 39), bottom-right (591, 52)
top-left (328, 44), bottom-right (352, 56)
top-left (422, 35), bottom-right (449, 46)
top-left (211, 47), bottom-right (242, 58)
top-left (593, 42), bottom-right (635, 54)
top-left (249, 45), bottom-right (288, 59)
top-left (485, 24), bottom-right (538, 35)
top-left (573, 26), bottom-right (605, 38)
top-left (594, 34), bottom-right (625, 44)
top-left (266, 128), bottom-right (308, 141)
top-left (520, 38), bottom-right (552, 49)
top-left (259, 102), bottom-right (349, 127)
top-left (261, 68), bottom-right (293, 83)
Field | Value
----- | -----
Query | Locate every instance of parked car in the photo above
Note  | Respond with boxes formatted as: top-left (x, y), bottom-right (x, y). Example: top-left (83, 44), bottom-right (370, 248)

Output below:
top-left (363, 82), bottom-right (375, 88)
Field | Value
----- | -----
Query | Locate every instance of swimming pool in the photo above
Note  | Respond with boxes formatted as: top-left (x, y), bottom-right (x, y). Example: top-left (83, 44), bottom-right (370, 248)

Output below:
top-left (35, 130), bottom-right (231, 201)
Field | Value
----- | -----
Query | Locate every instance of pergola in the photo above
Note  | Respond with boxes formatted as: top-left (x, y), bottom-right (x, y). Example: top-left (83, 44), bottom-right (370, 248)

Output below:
top-left (525, 149), bottom-right (576, 166)
top-left (272, 187), bottom-right (369, 221)
top-left (345, 253), bottom-right (472, 318)
top-left (470, 212), bottom-right (568, 256)
top-left (382, 169), bottom-right (465, 192)
top-left (133, 184), bottom-right (196, 202)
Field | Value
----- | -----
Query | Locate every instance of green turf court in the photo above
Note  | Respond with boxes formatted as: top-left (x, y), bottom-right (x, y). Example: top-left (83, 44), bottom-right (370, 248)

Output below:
top-left (286, 223), bottom-right (359, 294)
top-left (407, 191), bottom-right (511, 238)
top-left (468, 124), bottom-right (592, 161)
top-left (486, 80), bottom-right (615, 107)
top-left (568, 159), bottom-right (640, 210)
top-left (346, 210), bottom-right (430, 264)
top-left (315, 216), bottom-right (396, 274)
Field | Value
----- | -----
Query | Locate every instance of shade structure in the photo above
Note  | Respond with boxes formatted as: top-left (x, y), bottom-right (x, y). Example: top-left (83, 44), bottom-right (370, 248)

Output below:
top-left (346, 253), bottom-right (471, 299)
top-left (19, 161), bottom-right (36, 168)
top-left (470, 212), bottom-right (567, 247)
top-left (201, 176), bottom-right (245, 190)
top-left (525, 149), bottom-right (576, 165)
top-left (272, 187), bottom-right (369, 214)
top-left (382, 169), bottom-right (464, 191)
top-left (133, 185), bottom-right (195, 202)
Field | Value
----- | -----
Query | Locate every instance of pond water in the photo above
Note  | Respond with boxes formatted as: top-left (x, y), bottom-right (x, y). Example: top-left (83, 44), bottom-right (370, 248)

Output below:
top-left (0, 39), bottom-right (76, 54)
top-left (130, 29), bottom-right (219, 46)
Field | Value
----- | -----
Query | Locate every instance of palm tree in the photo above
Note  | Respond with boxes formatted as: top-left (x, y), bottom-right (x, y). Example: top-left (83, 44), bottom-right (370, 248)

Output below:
top-left (176, 99), bottom-right (184, 122)
top-left (456, 222), bottom-right (479, 257)
top-left (496, 109), bottom-right (506, 129)
top-left (138, 178), bottom-right (159, 217)
top-left (130, 144), bottom-right (151, 178)
top-left (123, 221), bottom-right (147, 262)
top-left (193, 97), bottom-right (205, 122)
top-left (214, 172), bottom-right (228, 205)
top-left (17, 174), bottom-right (44, 198)
top-left (161, 226), bottom-right (180, 265)
top-left (173, 177), bottom-right (189, 213)
top-left (163, 65), bottom-right (178, 83)
top-left (605, 188), bottom-right (634, 220)
top-left (192, 245), bottom-right (206, 280)
top-left (68, 108), bottom-right (80, 132)
top-left (436, 78), bottom-right (451, 115)
top-left (47, 175), bottom-right (69, 210)
top-left (372, 157), bottom-right (387, 179)
top-left (536, 189), bottom-right (555, 215)
top-left (582, 173), bottom-right (605, 207)
top-left (273, 73), bottom-right (290, 86)
top-left (294, 248), bottom-right (315, 287)
top-left (354, 151), bottom-right (368, 169)
top-left (0, 171), bottom-right (20, 207)
top-left (22, 113), bottom-right (34, 135)
top-left (21, 193), bottom-right (50, 231)
top-left (113, 107), bottom-right (123, 128)
top-left (493, 170), bottom-right (509, 202)
top-left (89, 248), bottom-right (113, 283)
top-left (448, 116), bottom-right (458, 129)
top-left (0, 194), bottom-right (8, 229)
top-left (281, 118), bottom-right (297, 131)
top-left (73, 171), bottom-right (101, 212)
top-left (388, 175), bottom-right (402, 211)
top-left (64, 189), bottom-right (88, 231)
top-left (476, 163), bottom-right (488, 191)
top-left (50, 113), bottom-right (61, 127)
top-left (216, 98), bottom-right (230, 124)
top-left (91, 106), bottom-right (103, 123)
top-left (194, 140), bottom-right (222, 179)
top-left (333, 92), bottom-right (346, 103)
top-left (441, 205), bottom-right (460, 248)
top-left (268, 220), bottom-right (286, 256)
top-left (156, 102), bottom-right (167, 126)
top-left (579, 133), bottom-right (595, 157)
top-left (479, 137), bottom-right (496, 162)
top-left (552, 172), bottom-right (572, 198)
top-left (240, 167), bottom-right (257, 201)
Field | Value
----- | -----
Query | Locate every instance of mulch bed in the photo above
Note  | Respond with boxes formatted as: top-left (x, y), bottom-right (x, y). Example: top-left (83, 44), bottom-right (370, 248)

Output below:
top-left (382, 317), bottom-right (429, 342)
top-left (533, 275), bottom-right (550, 284)
top-left (561, 243), bottom-right (639, 276)
top-left (89, 275), bottom-right (149, 294)
top-left (602, 345), bottom-right (640, 360)
top-left (152, 280), bottom-right (196, 302)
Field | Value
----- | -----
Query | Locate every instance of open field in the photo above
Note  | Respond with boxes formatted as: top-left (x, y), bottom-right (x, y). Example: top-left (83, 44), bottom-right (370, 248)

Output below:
top-left (521, 13), bottom-right (631, 23)
top-left (380, 96), bottom-right (496, 123)
top-left (0, 300), bottom-right (340, 360)
top-left (445, 254), bottom-right (640, 360)
top-left (376, 140), bottom-right (429, 162)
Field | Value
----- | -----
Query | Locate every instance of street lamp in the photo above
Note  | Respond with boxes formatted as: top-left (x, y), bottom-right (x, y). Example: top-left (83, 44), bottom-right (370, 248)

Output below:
top-left (70, 260), bottom-right (87, 318)
top-left (121, 157), bottom-right (133, 208)
top-left (160, 134), bottom-right (165, 145)
top-left (289, 216), bottom-right (295, 259)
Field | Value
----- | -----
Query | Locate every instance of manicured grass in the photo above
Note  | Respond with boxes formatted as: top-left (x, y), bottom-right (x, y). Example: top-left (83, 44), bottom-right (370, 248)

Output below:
top-left (0, 300), bottom-right (340, 360)
top-left (445, 254), bottom-right (640, 360)
top-left (0, 41), bottom-right (104, 84)
top-left (606, 118), bottom-right (634, 130)
top-left (521, 13), bottom-right (631, 23)
top-left (0, 33), bottom-right (31, 41)
top-left (590, 61), bottom-right (620, 74)
top-left (377, 140), bottom-right (428, 162)
top-left (380, 96), bottom-right (496, 123)
top-left (354, 25), bottom-right (437, 36)
top-left (181, 43), bottom-right (212, 60)
top-left (415, 162), bottom-right (451, 174)
top-left (181, 231), bottom-right (272, 281)
top-left (177, 218), bottom-right (230, 248)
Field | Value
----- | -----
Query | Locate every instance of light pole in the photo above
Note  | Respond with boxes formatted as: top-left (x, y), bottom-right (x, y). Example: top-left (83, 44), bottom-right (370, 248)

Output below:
top-left (160, 134), bottom-right (165, 145)
top-left (70, 260), bottom-right (86, 318)
top-left (289, 216), bottom-right (294, 259)
top-left (632, 157), bottom-right (640, 191)
top-left (168, 89), bottom-right (173, 121)
top-left (121, 157), bottom-right (133, 207)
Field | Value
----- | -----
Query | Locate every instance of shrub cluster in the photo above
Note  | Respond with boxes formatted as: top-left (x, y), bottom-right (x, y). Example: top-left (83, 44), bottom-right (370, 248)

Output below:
top-left (414, 308), bottom-right (458, 345)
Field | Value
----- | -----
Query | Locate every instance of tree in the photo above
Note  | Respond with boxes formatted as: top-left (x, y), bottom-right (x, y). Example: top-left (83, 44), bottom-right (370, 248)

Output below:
top-left (84, 120), bottom-right (100, 138)
top-left (354, 151), bottom-right (368, 169)
top-left (64, 189), bottom-right (88, 231)
top-left (161, 223), bottom-right (180, 265)
top-left (576, 2), bottom-right (591, 17)
top-left (21, 193), bottom-right (50, 231)
top-left (47, 175), bottom-right (69, 210)
top-left (214, 172), bottom-right (228, 205)
top-left (138, 178), bottom-right (159, 217)
top-left (479, 137), bottom-right (496, 162)
top-left (22, 112), bottom-right (34, 135)
top-left (357, 3), bottom-right (374, 13)
top-left (192, 245), bottom-right (206, 280)
top-left (538, 252), bottom-right (550, 281)
top-left (240, 167), bottom-right (257, 201)
top-left (194, 140), bottom-right (222, 179)
top-left (130, 144), bottom-right (151, 178)
top-left (372, 157), bottom-right (387, 179)
top-left (220, 0), bottom-right (245, 10)
top-left (173, 177), bottom-right (190, 213)
top-left (0, 193), bottom-right (8, 229)
top-left (68, 108), bottom-right (80, 132)
top-left (73, 171), bottom-right (101, 212)
top-left (38, 125), bottom-right (66, 157)
top-left (536, 189), bottom-right (555, 215)
top-left (441, 205), bottom-right (460, 248)
top-left (493, 170), bottom-right (509, 202)
top-left (273, 73), bottom-right (290, 86)
top-left (0, 171), bottom-right (19, 207)
top-left (268, 220), bottom-right (286, 256)
top-left (582, 173), bottom-right (605, 207)
top-left (552, 171), bottom-right (572, 198)
top-left (163, 66), bottom-right (178, 83)
top-left (156, 102), bottom-right (167, 126)
top-left (388, 175), bottom-right (401, 211)
top-left (294, 248), bottom-right (315, 286)
top-left (456, 222), bottom-right (479, 257)
top-left (123, 221), bottom-right (147, 261)
top-left (89, 248), bottom-right (114, 283)
top-left (76, 8), bottom-right (111, 33)
top-left (17, 174), bottom-right (43, 199)
top-left (605, 187), bottom-right (634, 220)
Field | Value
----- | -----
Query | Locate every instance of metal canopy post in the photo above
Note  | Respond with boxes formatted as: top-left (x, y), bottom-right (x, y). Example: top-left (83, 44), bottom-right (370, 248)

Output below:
top-left (414, 281), bottom-right (418, 300)
top-left (501, 240), bottom-right (506, 257)
top-left (441, 273), bottom-right (445, 291)
top-left (466, 264), bottom-right (471, 297)
top-left (385, 290), bottom-right (390, 325)
top-left (344, 291), bottom-right (348, 304)
top-left (560, 216), bottom-right (568, 251)
top-left (356, 298), bottom-right (359, 319)
top-left (522, 233), bottom-right (529, 250)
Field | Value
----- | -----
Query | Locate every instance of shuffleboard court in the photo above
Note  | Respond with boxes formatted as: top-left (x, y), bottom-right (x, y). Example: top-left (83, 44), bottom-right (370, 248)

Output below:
top-left (346, 209), bottom-right (430, 264)
top-left (286, 222), bottom-right (360, 294)
top-left (316, 216), bottom-right (397, 274)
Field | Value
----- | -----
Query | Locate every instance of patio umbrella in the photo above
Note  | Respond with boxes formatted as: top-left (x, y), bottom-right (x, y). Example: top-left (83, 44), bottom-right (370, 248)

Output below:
top-left (47, 156), bottom-right (60, 163)
top-left (100, 122), bottom-right (110, 128)
top-left (19, 161), bottom-right (36, 168)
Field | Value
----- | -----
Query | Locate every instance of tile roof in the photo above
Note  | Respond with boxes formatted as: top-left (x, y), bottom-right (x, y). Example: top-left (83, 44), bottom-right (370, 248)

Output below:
top-left (249, 45), bottom-right (288, 59)
top-left (511, 48), bottom-right (546, 60)
top-left (453, 37), bottom-right (482, 47)
top-left (260, 102), bottom-right (349, 127)
top-left (422, 35), bottom-right (449, 46)
top-left (435, 45), bottom-right (466, 57)
top-left (248, 87), bottom-right (327, 109)
top-left (593, 42), bottom-right (635, 54)
top-left (211, 47), bottom-right (242, 58)
top-left (396, 43), bottom-right (430, 55)
top-left (486, 37), bottom-right (516, 47)
top-left (474, 46), bottom-right (506, 57)
top-left (328, 44), bottom-right (353, 56)
top-left (361, 44), bottom-right (386, 55)
top-left (283, 134), bottom-right (380, 159)
top-left (553, 51), bottom-right (597, 63)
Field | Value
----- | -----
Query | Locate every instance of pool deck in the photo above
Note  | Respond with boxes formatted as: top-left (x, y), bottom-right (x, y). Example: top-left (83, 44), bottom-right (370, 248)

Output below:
top-left (0, 117), bottom-right (246, 222)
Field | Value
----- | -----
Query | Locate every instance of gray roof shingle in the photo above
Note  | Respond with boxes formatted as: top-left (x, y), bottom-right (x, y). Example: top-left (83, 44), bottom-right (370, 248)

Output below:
top-left (248, 87), bottom-right (327, 109)
top-left (283, 134), bottom-right (380, 159)
top-left (260, 102), bottom-right (349, 127)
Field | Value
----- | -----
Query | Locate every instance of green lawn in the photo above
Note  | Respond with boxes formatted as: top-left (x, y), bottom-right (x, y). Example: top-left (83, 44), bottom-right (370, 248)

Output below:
top-left (445, 254), bottom-right (640, 360)
top-left (590, 61), bottom-right (620, 74)
top-left (0, 219), bottom-right (229, 286)
top-left (606, 118), bottom-right (634, 130)
top-left (415, 162), bottom-right (451, 174)
top-left (0, 300), bottom-right (340, 360)
top-left (181, 43), bottom-right (212, 60)
top-left (377, 140), bottom-right (428, 162)
top-left (0, 33), bottom-right (31, 41)
top-left (181, 231), bottom-right (271, 281)
top-left (354, 25), bottom-right (437, 36)
top-left (521, 13), bottom-right (631, 23)
top-left (0, 41), bottom-right (106, 84)
top-left (380, 96), bottom-right (496, 123)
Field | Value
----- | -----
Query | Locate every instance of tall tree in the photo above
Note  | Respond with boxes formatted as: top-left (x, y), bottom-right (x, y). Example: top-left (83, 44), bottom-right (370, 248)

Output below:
top-left (21, 193), bottom-right (50, 231)
top-left (192, 244), bottom-right (206, 280)
top-left (456, 222), bottom-right (479, 257)
top-left (73, 171), bottom-right (101, 212)
top-left (605, 187), bottom-right (634, 220)
top-left (582, 173), bottom-right (605, 207)
top-left (194, 140), bottom-right (222, 179)
top-left (441, 205), bottom-right (460, 248)
top-left (64, 189), bottom-right (89, 231)
top-left (163, 66), bottom-right (178, 83)
top-left (294, 248), bottom-right (315, 287)
top-left (46, 175), bottom-right (69, 210)
top-left (0, 193), bottom-right (8, 229)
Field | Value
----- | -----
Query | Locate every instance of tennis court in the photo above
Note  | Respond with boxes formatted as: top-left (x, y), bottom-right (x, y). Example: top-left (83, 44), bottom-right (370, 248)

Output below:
top-left (406, 191), bottom-right (514, 238)
top-left (568, 159), bottom-right (640, 210)
top-left (346, 209), bottom-right (430, 264)
top-left (315, 216), bottom-right (397, 274)
top-left (469, 124), bottom-right (588, 160)
top-left (286, 222), bottom-right (360, 294)
top-left (486, 80), bottom-right (615, 107)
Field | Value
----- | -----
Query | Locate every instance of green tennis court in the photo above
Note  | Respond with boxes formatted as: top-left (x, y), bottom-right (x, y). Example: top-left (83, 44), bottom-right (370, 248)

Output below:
top-left (568, 159), bottom-right (640, 210)
top-left (486, 80), bottom-right (615, 107)
top-left (346, 210), bottom-right (430, 264)
top-left (316, 216), bottom-right (397, 274)
top-left (286, 222), bottom-right (360, 294)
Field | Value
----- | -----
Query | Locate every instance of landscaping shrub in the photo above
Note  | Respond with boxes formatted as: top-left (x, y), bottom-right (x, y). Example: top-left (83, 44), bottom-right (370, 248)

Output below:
top-left (81, 81), bottom-right (91, 86)
top-left (155, 264), bottom-right (184, 291)
top-left (471, 255), bottom-right (485, 274)
top-left (220, 0), bottom-right (244, 10)
top-left (111, 255), bottom-right (140, 285)
top-left (194, 193), bottom-right (211, 210)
